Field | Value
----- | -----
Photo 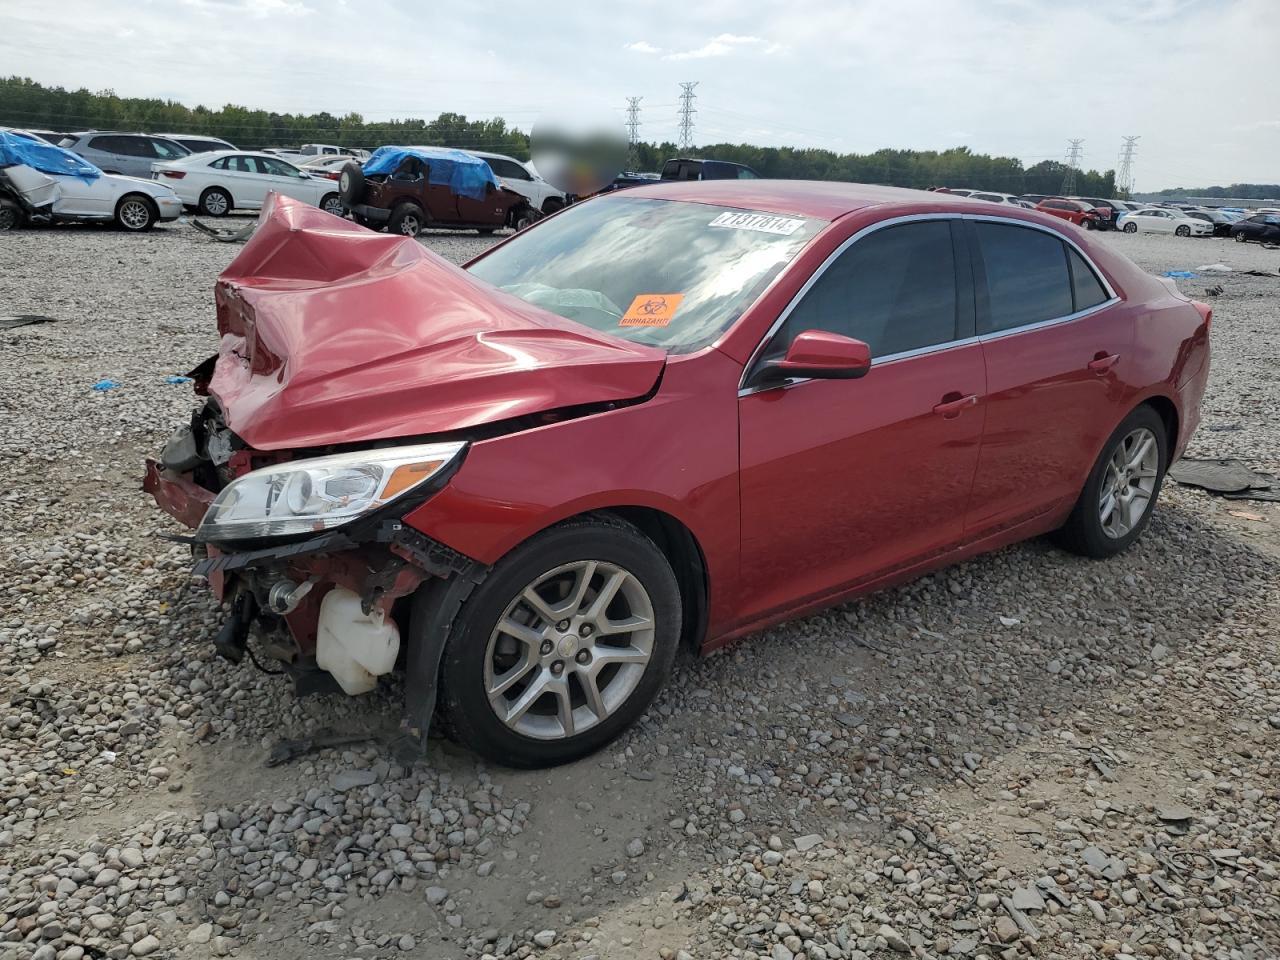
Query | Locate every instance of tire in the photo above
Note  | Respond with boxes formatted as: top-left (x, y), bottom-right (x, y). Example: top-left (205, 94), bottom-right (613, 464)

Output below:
top-left (0, 197), bottom-right (21, 231)
top-left (477, 227), bottom-right (497, 235)
top-left (1054, 405), bottom-right (1168, 559)
top-left (199, 187), bottom-right (232, 217)
top-left (320, 192), bottom-right (344, 217)
top-left (1081, 219), bottom-right (1094, 230)
top-left (338, 161), bottom-right (365, 206)
top-left (1123, 222), bottom-right (1137, 233)
top-left (1175, 225), bottom-right (1190, 237)
top-left (514, 206), bottom-right (540, 231)
top-left (115, 194), bottom-right (156, 232)
top-left (1233, 231), bottom-right (1247, 243)
top-left (439, 516), bottom-right (681, 768)
top-left (388, 202), bottom-right (425, 237)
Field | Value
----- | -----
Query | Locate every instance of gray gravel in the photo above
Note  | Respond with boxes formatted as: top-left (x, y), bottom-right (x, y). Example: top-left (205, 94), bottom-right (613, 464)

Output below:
top-left (1, 220), bottom-right (1278, 959)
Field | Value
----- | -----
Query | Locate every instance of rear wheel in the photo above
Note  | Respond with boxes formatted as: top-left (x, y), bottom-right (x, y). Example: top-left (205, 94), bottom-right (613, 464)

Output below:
top-left (388, 203), bottom-right (425, 237)
top-left (1233, 231), bottom-right (1247, 243)
top-left (1054, 405), bottom-right (1167, 559)
top-left (115, 195), bottom-right (156, 231)
top-left (440, 517), bottom-right (681, 768)
top-left (1175, 224), bottom-right (1190, 237)
top-left (199, 187), bottom-right (232, 217)
top-left (1123, 222), bottom-right (1137, 233)
top-left (320, 193), bottom-right (344, 216)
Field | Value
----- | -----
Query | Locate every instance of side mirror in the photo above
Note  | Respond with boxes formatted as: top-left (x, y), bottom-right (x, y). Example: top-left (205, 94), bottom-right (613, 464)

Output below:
top-left (757, 330), bottom-right (872, 385)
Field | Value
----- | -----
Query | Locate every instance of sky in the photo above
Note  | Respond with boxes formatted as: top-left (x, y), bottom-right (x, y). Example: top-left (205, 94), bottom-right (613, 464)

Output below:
top-left (1, 0), bottom-right (1276, 191)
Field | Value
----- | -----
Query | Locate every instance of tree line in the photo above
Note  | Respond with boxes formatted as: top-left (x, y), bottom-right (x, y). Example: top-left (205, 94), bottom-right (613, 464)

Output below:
top-left (3, 75), bottom-right (1120, 196)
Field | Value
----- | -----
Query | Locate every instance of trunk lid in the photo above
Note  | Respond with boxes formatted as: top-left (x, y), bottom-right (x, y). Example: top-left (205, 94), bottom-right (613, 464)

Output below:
top-left (209, 194), bottom-right (665, 450)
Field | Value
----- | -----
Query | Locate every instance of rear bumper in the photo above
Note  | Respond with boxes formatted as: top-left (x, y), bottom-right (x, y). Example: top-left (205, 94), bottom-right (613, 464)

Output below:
top-left (347, 203), bottom-right (390, 223)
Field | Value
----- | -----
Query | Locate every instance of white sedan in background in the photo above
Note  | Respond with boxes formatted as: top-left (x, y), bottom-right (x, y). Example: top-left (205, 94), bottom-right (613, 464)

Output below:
top-left (152, 151), bottom-right (343, 217)
top-left (1116, 207), bottom-right (1214, 237)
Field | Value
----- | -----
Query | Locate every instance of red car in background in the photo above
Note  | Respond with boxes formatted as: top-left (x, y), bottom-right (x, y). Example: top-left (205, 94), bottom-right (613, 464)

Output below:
top-left (146, 184), bottom-right (1211, 768)
top-left (1036, 197), bottom-right (1105, 229)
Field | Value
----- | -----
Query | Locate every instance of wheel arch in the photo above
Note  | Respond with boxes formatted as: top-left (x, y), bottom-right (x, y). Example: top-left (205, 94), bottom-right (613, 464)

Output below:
top-left (1140, 393), bottom-right (1180, 462)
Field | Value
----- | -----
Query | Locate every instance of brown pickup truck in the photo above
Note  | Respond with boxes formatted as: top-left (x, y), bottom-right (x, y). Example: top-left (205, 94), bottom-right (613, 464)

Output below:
top-left (338, 151), bottom-right (540, 237)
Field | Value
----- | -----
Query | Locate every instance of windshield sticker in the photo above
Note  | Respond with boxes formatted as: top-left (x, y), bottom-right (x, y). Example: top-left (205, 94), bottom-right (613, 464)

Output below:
top-left (708, 212), bottom-right (806, 236)
top-left (620, 293), bottom-right (685, 327)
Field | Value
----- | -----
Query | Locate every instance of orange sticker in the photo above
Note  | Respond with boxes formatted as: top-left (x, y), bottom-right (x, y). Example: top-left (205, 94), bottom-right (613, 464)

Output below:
top-left (620, 293), bottom-right (684, 327)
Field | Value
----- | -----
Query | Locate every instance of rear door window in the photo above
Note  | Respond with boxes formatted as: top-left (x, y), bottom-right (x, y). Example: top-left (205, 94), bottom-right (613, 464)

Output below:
top-left (766, 220), bottom-right (959, 362)
top-left (973, 222), bottom-right (1073, 333)
top-left (1067, 248), bottom-right (1108, 312)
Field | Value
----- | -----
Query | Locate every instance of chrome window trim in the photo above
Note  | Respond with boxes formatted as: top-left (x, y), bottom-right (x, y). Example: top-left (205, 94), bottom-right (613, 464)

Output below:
top-left (737, 211), bottom-right (1121, 397)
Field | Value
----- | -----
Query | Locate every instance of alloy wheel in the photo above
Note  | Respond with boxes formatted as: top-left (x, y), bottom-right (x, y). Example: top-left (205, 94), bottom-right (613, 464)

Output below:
top-left (119, 199), bottom-right (151, 230)
top-left (1098, 427), bottom-right (1160, 539)
top-left (399, 215), bottom-right (420, 236)
top-left (483, 560), bottom-right (655, 740)
top-left (203, 192), bottom-right (229, 216)
top-left (322, 196), bottom-right (343, 216)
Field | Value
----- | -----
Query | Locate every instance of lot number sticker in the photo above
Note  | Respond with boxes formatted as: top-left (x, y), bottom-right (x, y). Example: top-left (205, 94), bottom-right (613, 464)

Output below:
top-left (708, 212), bottom-right (806, 235)
top-left (620, 293), bottom-right (685, 327)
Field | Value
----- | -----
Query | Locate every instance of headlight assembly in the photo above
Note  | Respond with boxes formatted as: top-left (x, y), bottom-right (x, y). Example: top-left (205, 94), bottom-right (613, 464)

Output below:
top-left (197, 441), bottom-right (465, 541)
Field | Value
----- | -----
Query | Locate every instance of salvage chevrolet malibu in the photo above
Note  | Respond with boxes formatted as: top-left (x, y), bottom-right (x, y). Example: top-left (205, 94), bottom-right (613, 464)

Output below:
top-left (145, 182), bottom-right (1211, 767)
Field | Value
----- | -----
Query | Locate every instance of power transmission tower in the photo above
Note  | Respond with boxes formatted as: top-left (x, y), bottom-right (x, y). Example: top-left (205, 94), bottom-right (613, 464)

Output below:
top-left (625, 97), bottom-right (642, 167)
top-left (1117, 136), bottom-right (1139, 198)
top-left (677, 82), bottom-right (698, 150)
top-left (1061, 138), bottom-right (1084, 195)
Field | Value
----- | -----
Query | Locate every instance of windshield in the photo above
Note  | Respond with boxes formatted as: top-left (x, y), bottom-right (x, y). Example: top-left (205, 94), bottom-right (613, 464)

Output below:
top-left (467, 196), bottom-right (824, 353)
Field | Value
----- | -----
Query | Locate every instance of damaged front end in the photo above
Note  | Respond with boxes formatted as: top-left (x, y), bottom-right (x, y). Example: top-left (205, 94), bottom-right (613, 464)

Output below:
top-left (144, 394), bottom-right (483, 755)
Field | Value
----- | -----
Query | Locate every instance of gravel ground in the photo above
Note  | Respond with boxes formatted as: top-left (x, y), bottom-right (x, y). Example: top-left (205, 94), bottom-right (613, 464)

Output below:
top-left (1, 219), bottom-right (1278, 960)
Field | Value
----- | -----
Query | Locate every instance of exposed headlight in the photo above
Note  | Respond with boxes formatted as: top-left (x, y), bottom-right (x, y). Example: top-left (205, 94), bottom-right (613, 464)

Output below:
top-left (197, 441), bottom-right (466, 541)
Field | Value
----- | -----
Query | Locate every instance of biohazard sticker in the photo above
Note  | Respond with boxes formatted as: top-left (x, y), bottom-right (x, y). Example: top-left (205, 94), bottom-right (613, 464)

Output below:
top-left (620, 293), bottom-right (684, 327)
top-left (708, 212), bottom-right (806, 235)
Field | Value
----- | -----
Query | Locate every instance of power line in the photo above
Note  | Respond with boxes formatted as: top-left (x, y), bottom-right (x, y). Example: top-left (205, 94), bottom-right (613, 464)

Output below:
top-left (1061, 138), bottom-right (1084, 194)
top-left (677, 81), bottom-right (698, 151)
top-left (1117, 136), bottom-right (1139, 198)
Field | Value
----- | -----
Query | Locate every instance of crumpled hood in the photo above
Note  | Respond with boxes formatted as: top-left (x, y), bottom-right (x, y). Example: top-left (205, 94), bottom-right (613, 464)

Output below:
top-left (209, 194), bottom-right (665, 450)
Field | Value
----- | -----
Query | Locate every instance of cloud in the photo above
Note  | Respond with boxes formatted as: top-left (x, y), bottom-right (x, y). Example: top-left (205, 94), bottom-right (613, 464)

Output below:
top-left (624, 40), bottom-right (662, 54)
top-left (664, 33), bottom-right (765, 60)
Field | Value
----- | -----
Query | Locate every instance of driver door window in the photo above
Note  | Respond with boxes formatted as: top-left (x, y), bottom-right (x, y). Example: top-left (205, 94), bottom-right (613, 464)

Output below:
top-left (759, 219), bottom-right (960, 368)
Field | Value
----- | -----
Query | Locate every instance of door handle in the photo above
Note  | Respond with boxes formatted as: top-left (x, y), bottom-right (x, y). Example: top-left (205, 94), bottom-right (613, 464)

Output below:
top-left (1088, 352), bottom-right (1120, 374)
top-left (933, 393), bottom-right (978, 418)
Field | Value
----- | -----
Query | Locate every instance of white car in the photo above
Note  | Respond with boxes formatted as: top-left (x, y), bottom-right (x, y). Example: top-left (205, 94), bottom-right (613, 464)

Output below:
top-left (152, 150), bottom-right (344, 217)
top-left (0, 129), bottom-right (183, 231)
top-left (1116, 207), bottom-right (1214, 237)
top-left (463, 150), bottom-right (566, 214)
top-left (966, 190), bottom-right (1035, 208)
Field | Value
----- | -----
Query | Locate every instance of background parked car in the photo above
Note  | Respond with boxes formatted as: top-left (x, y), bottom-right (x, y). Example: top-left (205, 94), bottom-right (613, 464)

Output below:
top-left (1183, 209), bottom-right (1240, 237)
top-left (1115, 207), bottom-right (1214, 237)
top-left (967, 191), bottom-right (1035, 208)
top-left (464, 149), bottom-right (566, 214)
top-left (299, 154), bottom-right (354, 180)
top-left (58, 132), bottom-right (191, 179)
top-left (153, 150), bottom-right (342, 217)
top-left (1229, 213), bottom-right (1280, 244)
top-left (1068, 196), bottom-right (1132, 230)
top-left (1035, 198), bottom-right (1103, 229)
top-left (1020, 193), bottom-right (1054, 206)
top-left (156, 133), bottom-right (238, 154)
top-left (660, 158), bottom-right (761, 180)
top-left (0, 130), bottom-right (183, 231)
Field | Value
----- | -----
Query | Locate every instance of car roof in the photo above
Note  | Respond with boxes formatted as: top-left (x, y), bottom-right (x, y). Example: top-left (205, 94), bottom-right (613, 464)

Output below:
top-left (616, 179), bottom-right (988, 219)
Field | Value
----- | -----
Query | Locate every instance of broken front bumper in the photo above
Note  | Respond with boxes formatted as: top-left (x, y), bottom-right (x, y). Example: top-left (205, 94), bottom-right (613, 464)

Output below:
top-left (143, 457), bottom-right (485, 753)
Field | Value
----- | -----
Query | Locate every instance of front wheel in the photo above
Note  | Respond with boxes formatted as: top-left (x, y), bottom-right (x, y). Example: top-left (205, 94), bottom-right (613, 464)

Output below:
top-left (1175, 224), bottom-right (1190, 237)
top-left (1054, 405), bottom-right (1167, 559)
top-left (1123, 222), bottom-right (1137, 233)
top-left (116, 195), bottom-right (156, 231)
top-left (1082, 219), bottom-right (1094, 230)
top-left (0, 197), bottom-right (21, 231)
top-left (1233, 231), bottom-right (1247, 243)
top-left (439, 517), bottom-right (681, 768)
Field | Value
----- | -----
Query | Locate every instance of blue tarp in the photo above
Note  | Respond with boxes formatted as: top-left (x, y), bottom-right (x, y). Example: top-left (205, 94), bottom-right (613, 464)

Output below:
top-left (0, 131), bottom-right (100, 184)
top-left (362, 146), bottom-right (499, 203)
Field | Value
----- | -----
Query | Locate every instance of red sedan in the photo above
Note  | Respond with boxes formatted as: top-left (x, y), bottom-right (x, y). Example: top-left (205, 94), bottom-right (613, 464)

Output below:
top-left (1035, 197), bottom-right (1104, 229)
top-left (146, 184), bottom-right (1211, 767)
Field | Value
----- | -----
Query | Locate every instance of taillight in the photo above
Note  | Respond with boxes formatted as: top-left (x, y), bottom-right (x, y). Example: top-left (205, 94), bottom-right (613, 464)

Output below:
top-left (161, 170), bottom-right (186, 179)
top-left (1191, 300), bottom-right (1212, 330)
